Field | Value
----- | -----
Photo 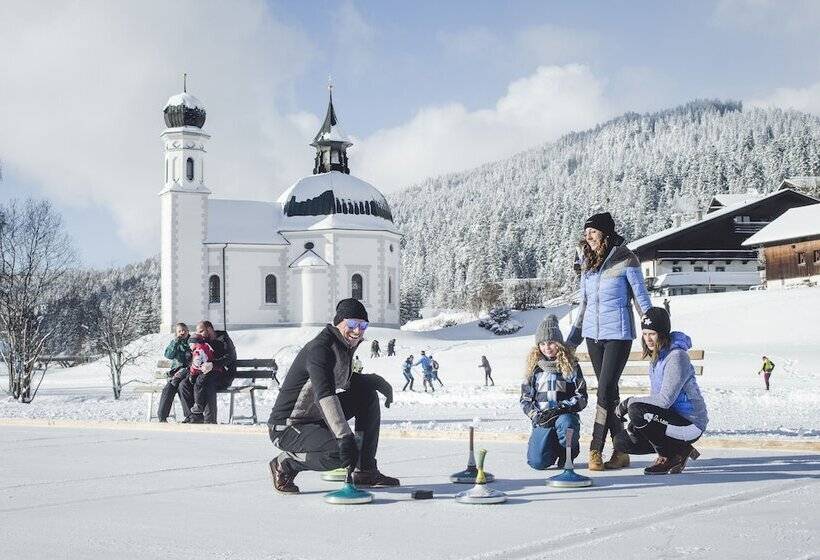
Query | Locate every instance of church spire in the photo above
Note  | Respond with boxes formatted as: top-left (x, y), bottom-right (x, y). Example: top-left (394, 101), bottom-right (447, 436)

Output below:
top-left (311, 80), bottom-right (352, 175)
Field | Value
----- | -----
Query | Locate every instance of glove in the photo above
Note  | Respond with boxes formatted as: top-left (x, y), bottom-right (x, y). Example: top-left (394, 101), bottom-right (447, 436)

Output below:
top-left (337, 434), bottom-right (359, 468)
top-left (535, 408), bottom-right (560, 428)
top-left (615, 398), bottom-right (630, 421)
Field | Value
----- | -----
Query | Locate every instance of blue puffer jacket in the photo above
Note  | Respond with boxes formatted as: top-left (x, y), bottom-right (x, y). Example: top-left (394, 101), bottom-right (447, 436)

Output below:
top-left (631, 331), bottom-right (709, 431)
top-left (568, 242), bottom-right (652, 345)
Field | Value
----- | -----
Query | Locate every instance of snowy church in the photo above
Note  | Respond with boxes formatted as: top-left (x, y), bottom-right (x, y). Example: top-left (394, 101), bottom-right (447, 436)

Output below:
top-left (159, 86), bottom-right (401, 333)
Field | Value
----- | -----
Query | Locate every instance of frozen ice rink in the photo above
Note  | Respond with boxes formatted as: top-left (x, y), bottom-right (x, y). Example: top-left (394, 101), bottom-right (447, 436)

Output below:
top-left (0, 425), bottom-right (817, 560)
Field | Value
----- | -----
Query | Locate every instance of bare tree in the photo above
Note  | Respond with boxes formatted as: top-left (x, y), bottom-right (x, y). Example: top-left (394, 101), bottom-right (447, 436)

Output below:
top-left (0, 199), bottom-right (76, 402)
top-left (87, 267), bottom-right (158, 399)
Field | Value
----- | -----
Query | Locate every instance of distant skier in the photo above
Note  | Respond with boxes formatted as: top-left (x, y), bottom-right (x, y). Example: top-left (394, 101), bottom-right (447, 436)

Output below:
top-left (414, 351), bottom-right (435, 392)
top-left (613, 307), bottom-right (708, 475)
top-left (371, 339), bottom-right (380, 359)
top-left (430, 354), bottom-right (444, 387)
top-left (663, 298), bottom-right (671, 316)
top-left (759, 356), bottom-right (775, 391)
top-left (352, 355), bottom-right (364, 374)
top-left (387, 338), bottom-right (396, 357)
top-left (521, 314), bottom-right (588, 469)
top-left (401, 355), bottom-right (415, 391)
top-left (479, 355), bottom-right (494, 386)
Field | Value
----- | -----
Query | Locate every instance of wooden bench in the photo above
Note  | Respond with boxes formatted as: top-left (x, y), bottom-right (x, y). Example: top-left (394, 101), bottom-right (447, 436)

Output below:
top-left (575, 349), bottom-right (704, 394)
top-left (138, 358), bottom-right (278, 424)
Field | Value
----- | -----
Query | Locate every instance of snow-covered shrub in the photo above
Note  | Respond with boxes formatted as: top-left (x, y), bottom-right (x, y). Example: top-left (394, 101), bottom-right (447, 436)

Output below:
top-left (478, 307), bottom-right (523, 335)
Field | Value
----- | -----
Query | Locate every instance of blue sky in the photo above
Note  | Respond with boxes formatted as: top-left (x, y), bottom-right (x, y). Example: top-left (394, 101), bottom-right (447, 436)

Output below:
top-left (2, 0), bottom-right (819, 267)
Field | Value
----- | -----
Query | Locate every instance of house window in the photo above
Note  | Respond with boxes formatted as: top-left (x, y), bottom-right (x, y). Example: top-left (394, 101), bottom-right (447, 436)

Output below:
top-left (672, 266), bottom-right (682, 273)
top-left (712, 287), bottom-right (726, 293)
top-left (208, 275), bottom-right (221, 304)
top-left (351, 273), bottom-right (363, 300)
top-left (694, 266), bottom-right (704, 272)
top-left (265, 274), bottom-right (277, 303)
top-left (814, 250), bottom-right (820, 265)
top-left (186, 158), bottom-right (194, 181)
top-left (388, 276), bottom-right (393, 304)
top-left (715, 266), bottom-right (725, 272)
top-left (797, 252), bottom-right (806, 266)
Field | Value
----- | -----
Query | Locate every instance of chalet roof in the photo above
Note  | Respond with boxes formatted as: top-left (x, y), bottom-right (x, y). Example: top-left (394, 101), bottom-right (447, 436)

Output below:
top-left (628, 188), bottom-right (819, 255)
top-left (742, 203), bottom-right (820, 246)
top-left (779, 176), bottom-right (820, 191)
top-left (707, 191), bottom-right (762, 213)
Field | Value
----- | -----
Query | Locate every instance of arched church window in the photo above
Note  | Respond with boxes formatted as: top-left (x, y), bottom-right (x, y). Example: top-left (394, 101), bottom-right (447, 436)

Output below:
top-left (209, 275), bottom-right (221, 304)
top-left (388, 276), bottom-right (393, 304)
top-left (186, 158), bottom-right (195, 181)
top-left (351, 273), bottom-right (363, 300)
top-left (265, 274), bottom-right (277, 304)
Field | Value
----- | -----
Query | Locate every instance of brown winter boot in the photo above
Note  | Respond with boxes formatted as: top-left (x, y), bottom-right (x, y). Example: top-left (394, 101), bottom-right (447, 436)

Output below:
top-left (269, 457), bottom-right (300, 495)
top-left (604, 450), bottom-right (631, 470)
top-left (588, 450), bottom-right (605, 471)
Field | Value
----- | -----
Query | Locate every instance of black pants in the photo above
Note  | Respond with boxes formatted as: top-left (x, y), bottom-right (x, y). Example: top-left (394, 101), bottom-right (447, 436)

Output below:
top-left (269, 379), bottom-right (381, 474)
top-left (178, 373), bottom-right (232, 423)
top-left (586, 338), bottom-right (632, 452)
top-left (484, 369), bottom-right (494, 386)
top-left (613, 402), bottom-right (702, 457)
top-left (157, 368), bottom-right (190, 422)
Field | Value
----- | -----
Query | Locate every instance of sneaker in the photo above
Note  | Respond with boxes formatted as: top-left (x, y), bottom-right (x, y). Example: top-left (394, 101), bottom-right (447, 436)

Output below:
top-left (588, 450), bottom-right (604, 471)
top-left (269, 457), bottom-right (300, 494)
top-left (352, 469), bottom-right (400, 487)
top-left (604, 450), bottom-right (630, 470)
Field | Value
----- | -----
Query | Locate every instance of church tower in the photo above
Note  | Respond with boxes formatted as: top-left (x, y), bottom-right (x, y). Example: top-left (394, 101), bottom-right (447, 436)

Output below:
top-left (311, 85), bottom-right (352, 175)
top-left (159, 77), bottom-right (210, 333)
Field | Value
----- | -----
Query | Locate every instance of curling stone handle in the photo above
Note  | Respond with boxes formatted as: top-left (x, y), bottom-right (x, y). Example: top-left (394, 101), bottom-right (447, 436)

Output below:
top-left (475, 449), bottom-right (487, 484)
top-left (565, 428), bottom-right (574, 469)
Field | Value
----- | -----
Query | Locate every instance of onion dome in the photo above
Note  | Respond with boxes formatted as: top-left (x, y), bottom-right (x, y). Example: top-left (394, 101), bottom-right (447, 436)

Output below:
top-left (163, 91), bottom-right (206, 128)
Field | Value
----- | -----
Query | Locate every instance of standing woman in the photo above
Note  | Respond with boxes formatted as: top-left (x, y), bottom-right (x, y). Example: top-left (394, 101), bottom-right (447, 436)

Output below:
top-left (567, 212), bottom-right (652, 471)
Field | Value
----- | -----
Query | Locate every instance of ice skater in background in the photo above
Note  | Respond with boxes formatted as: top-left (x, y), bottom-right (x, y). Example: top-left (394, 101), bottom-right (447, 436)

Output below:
top-left (478, 355), bottom-right (494, 386)
top-left (613, 307), bottom-right (708, 475)
top-left (759, 356), bottom-right (775, 391)
top-left (521, 315), bottom-right (588, 469)
top-left (401, 355), bottom-right (415, 392)
top-left (429, 354), bottom-right (444, 387)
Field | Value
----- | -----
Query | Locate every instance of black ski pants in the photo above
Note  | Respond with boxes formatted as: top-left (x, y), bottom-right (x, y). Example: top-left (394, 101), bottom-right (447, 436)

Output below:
top-left (484, 368), bottom-right (494, 386)
top-left (613, 401), bottom-right (702, 457)
top-left (269, 379), bottom-right (381, 474)
top-left (178, 373), bottom-right (232, 423)
top-left (586, 338), bottom-right (632, 452)
top-left (156, 368), bottom-right (190, 422)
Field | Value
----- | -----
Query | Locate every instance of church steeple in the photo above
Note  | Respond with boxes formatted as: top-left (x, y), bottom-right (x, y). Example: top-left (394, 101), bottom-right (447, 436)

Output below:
top-left (311, 81), bottom-right (352, 175)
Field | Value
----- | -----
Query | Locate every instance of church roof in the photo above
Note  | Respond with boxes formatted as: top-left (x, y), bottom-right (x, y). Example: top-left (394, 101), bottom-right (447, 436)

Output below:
top-left (205, 199), bottom-right (288, 245)
top-left (312, 92), bottom-right (351, 147)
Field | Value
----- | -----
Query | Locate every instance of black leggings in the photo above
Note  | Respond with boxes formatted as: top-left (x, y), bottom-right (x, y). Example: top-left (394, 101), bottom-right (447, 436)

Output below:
top-left (586, 338), bottom-right (631, 452)
top-left (614, 401), bottom-right (702, 457)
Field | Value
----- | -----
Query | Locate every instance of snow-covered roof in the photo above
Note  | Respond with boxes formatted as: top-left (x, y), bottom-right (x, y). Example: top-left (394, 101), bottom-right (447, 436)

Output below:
top-left (205, 199), bottom-right (288, 245)
top-left (289, 249), bottom-right (330, 268)
top-left (654, 271), bottom-right (761, 287)
top-left (742, 203), bottom-right (820, 246)
top-left (165, 92), bottom-right (205, 110)
top-left (708, 192), bottom-right (762, 211)
top-left (628, 189), bottom-right (812, 253)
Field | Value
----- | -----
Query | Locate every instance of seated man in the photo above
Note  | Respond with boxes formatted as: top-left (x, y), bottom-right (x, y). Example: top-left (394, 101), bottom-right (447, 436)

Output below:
top-left (267, 298), bottom-right (397, 494)
top-left (178, 320), bottom-right (236, 423)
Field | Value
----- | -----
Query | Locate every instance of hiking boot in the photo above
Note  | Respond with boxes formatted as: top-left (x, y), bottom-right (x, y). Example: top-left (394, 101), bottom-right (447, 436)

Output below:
top-left (588, 450), bottom-right (604, 471)
top-left (180, 414), bottom-right (203, 424)
top-left (644, 456), bottom-right (673, 475)
top-left (269, 457), bottom-right (299, 495)
top-left (352, 468), bottom-right (400, 487)
top-left (604, 450), bottom-right (630, 470)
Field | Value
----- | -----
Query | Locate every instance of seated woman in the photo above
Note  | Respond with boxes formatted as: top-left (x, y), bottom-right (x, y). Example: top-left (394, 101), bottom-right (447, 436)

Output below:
top-left (614, 307), bottom-right (708, 474)
top-left (521, 315), bottom-right (588, 470)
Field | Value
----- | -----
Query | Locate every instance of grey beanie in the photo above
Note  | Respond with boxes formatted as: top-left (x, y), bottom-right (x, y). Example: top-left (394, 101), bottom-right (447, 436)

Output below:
top-left (535, 314), bottom-right (564, 345)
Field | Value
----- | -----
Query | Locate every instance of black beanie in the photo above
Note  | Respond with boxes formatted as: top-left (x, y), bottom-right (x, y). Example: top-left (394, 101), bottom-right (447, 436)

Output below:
top-left (333, 298), bottom-right (369, 325)
top-left (584, 212), bottom-right (617, 239)
top-left (640, 307), bottom-right (671, 336)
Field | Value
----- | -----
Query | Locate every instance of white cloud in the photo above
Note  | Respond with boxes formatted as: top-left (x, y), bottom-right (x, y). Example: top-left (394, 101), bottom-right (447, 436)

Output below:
top-left (332, 1), bottom-right (378, 77)
top-left (0, 0), bottom-right (313, 253)
top-left (748, 82), bottom-right (820, 115)
top-left (354, 64), bottom-right (610, 191)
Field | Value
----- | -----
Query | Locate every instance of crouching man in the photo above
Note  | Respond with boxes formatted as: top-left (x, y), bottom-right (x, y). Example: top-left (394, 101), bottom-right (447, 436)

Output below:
top-left (267, 298), bottom-right (398, 494)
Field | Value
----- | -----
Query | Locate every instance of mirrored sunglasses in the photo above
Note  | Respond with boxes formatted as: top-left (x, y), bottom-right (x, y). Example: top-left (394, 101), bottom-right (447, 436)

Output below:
top-left (344, 319), bottom-right (369, 331)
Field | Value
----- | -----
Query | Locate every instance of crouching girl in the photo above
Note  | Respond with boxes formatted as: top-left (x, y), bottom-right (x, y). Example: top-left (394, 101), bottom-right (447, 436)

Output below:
top-left (521, 315), bottom-right (588, 469)
top-left (613, 307), bottom-right (708, 474)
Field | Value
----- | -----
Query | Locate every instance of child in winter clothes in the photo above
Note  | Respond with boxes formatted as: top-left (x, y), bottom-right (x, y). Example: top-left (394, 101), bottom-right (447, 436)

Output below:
top-left (188, 335), bottom-right (217, 421)
top-left (521, 315), bottom-right (588, 470)
top-left (613, 307), bottom-right (708, 475)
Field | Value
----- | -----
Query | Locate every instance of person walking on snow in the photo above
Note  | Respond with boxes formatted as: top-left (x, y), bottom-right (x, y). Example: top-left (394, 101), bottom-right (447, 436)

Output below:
top-left (387, 338), bottom-right (396, 357)
top-left (567, 211), bottom-right (652, 471)
top-left (401, 355), bottom-right (415, 391)
top-left (430, 355), bottom-right (444, 387)
top-left (267, 299), bottom-right (398, 495)
top-left (521, 315), bottom-right (588, 469)
top-left (613, 307), bottom-right (708, 475)
top-left (759, 356), bottom-right (775, 391)
top-left (415, 351), bottom-right (435, 392)
top-left (479, 355), bottom-right (494, 386)
top-left (371, 339), bottom-right (380, 358)
top-left (663, 298), bottom-right (671, 316)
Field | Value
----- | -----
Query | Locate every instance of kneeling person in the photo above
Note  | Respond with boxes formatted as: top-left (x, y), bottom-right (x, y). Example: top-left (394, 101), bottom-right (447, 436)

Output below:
top-left (521, 315), bottom-right (588, 470)
top-left (614, 307), bottom-right (708, 474)
top-left (267, 298), bottom-right (398, 494)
